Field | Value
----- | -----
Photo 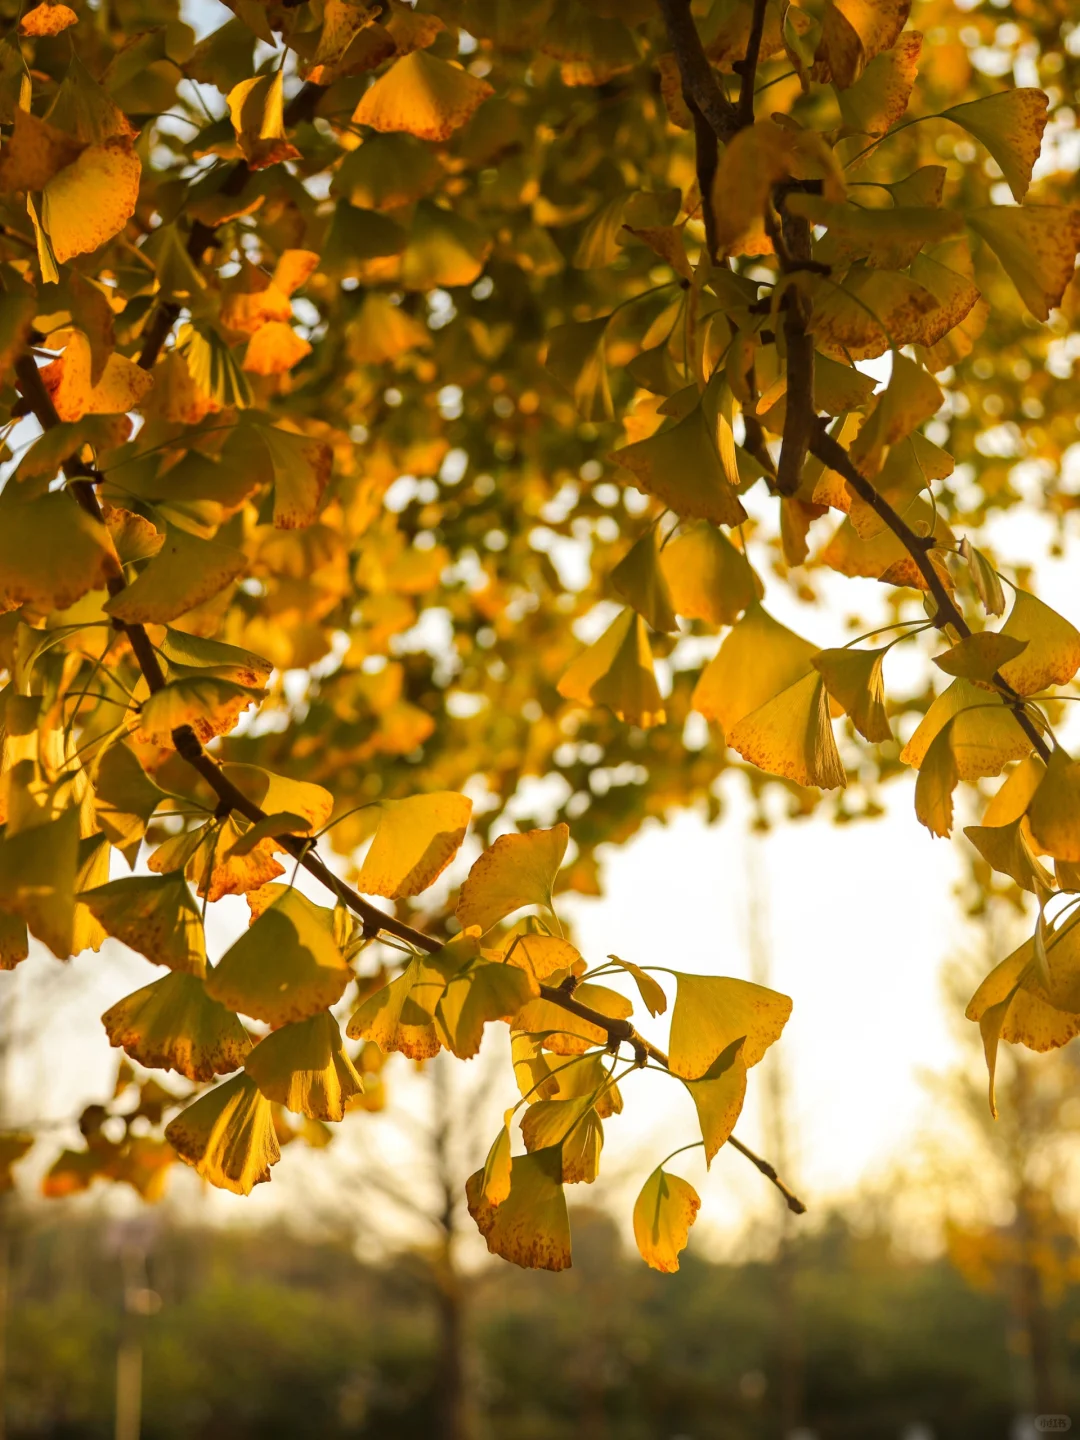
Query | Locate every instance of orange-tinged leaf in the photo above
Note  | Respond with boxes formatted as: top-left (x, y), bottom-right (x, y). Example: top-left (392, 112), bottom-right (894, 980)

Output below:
top-left (633, 1166), bottom-right (700, 1273)
top-left (668, 973), bottom-right (791, 1080)
top-left (996, 589), bottom-right (1080, 695)
top-left (166, 1073), bottom-right (280, 1195)
top-left (256, 424), bottom-right (334, 530)
top-left (816, 0), bottom-right (911, 89)
top-left (134, 675), bottom-right (259, 746)
top-left (105, 529), bottom-right (246, 625)
top-left (243, 322), bottom-right (312, 375)
top-left (226, 70), bottom-right (300, 170)
top-left (244, 1010), bottom-right (363, 1122)
top-left (0, 493), bottom-right (116, 612)
top-left (353, 49), bottom-right (493, 141)
top-left (727, 671), bottom-right (847, 790)
top-left (0, 106), bottom-right (83, 193)
top-left (812, 646), bottom-right (891, 743)
top-left (942, 89), bottom-right (1049, 204)
top-left (102, 970), bottom-right (251, 1082)
top-left (39, 330), bottom-right (153, 422)
top-left (610, 397), bottom-right (748, 527)
top-left (20, 3), bottom-right (78, 36)
top-left (457, 824), bottom-right (569, 934)
top-left (42, 137), bottom-right (141, 263)
top-left (466, 1146), bottom-right (572, 1271)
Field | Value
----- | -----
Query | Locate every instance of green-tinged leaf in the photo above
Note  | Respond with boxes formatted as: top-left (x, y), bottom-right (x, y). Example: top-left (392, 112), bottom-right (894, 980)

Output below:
top-left (79, 873), bottom-right (206, 975)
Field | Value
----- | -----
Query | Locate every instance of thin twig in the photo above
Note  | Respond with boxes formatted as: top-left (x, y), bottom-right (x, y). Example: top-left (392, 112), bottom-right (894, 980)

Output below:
top-left (736, 0), bottom-right (769, 127)
top-left (656, 0), bottom-right (739, 143)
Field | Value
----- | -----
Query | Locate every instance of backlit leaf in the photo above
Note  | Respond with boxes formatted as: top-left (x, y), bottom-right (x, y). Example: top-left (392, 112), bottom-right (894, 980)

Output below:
top-left (727, 671), bottom-right (847, 790)
top-left (668, 973), bottom-right (792, 1081)
top-left (79, 873), bottom-right (206, 975)
top-left (102, 970), bottom-right (250, 1081)
top-left (166, 1073), bottom-right (280, 1195)
top-left (245, 1010), bottom-right (364, 1122)
top-left (457, 824), bottom-right (569, 934)
top-left (357, 791), bottom-right (472, 899)
top-left (633, 1166), bottom-right (700, 1273)
top-left (942, 89), bottom-right (1048, 204)
top-left (466, 1146), bottom-right (572, 1271)
top-left (353, 50), bottom-right (493, 141)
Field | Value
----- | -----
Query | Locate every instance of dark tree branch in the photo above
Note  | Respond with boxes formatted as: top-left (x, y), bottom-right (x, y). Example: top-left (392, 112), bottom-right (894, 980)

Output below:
top-left (688, 99), bottom-right (720, 262)
top-left (656, 0), bottom-right (739, 143)
top-left (14, 348), bottom-right (805, 1214)
top-left (736, 0), bottom-right (769, 127)
top-left (770, 196), bottom-right (816, 498)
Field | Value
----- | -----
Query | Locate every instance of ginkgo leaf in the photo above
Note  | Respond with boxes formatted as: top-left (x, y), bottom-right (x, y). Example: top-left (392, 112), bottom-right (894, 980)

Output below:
top-left (134, 675), bottom-right (260, 746)
top-left (102, 970), bottom-right (250, 1081)
top-left (39, 330), bottom-right (153, 422)
top-left (206, 888), bottom-right (352, 1026)
top-left (942, 90), bottom-right (1048, 204)
top-left (708, 119), bottom-right (845, 258)
top-left (692, 603), bottom-right (818, 735)
top-left (610, 397), bottom-right (749, 527)
top-left (914, 718), bottom-right (959, 837)
top-left (456, 824), bottom-right (568, 934)
top-left (964, 817), bottom-right (1052, 894)
top-left (256, 424), bottom-right (334, 530)
top-left (243, 322), bottom-right (312, 376)
top-left (967, 206), bottom-right (1080, 322)
top-left (900, 679), bottom-right (1030, 781)
top-left (837, 32), bottom-right (922, 141)
top-left (607, 955), bottom-right (667, 1017)
top-left (331, 133), bottom-right (442, 211)
top-left (150, 818), bottom-right (285, 905)
top-left (42, 137), bottom-right (141, 263)
top-left (981, 755), bottom-right (1047, 830)
top-left (659, 523), bottom-right (761, 627)
top-left (466, 1146), bottom-right (572, 1271)
top-left (166, 1073), bottom-right (280, 1195)
top-left (478, 1116), bottom-right (514, 1206)
top-left (1027, 747), bottom-right (1080, 864)
top-left (812, 646), bottom-right (891, 743)
top-left (815, 0), bottom-right (911, 89)
top-left (520, 1095), bottom-right (603, 1185)
top-left (227, 813), bottom-right (312, 857)
top-left (79, 873), bottom-right (206, 975)
top-left (0, 807), bottom-right (79, 958)
top-left (633, 1166), bottom-right (701, 1273)
top-left (506, 932), bottom-right (582, 984)
top-left (353, 50), bottom-right (493, 141)
top-left (808, 265), bottom-right (939, 360)
top-left (244, 1011), bottom-right (363, 1122)
top-left (848, 354), bottom-right (943, 478)
top-left (399, 201), bottom-right (492, 290)
top-left (609, 529), bottom-right (677, 634)
top-left (91, 741), bottom-right (165, 864)
top-left (545, 316), bottom-right (613, 422)
top-left (932, 632), bottom-right (1027, 684)
top-left (435, 958), bottom-right (537, 1060)
top-left (221, 765), bottom-right (334, 842)
top-left (668, 973), bottom-right (792, 1080)
top-left (788, 195), bottom-right (961, 271)
top-left (728, 671), bottom-right (847, 790)
top-left (513, 982), bottom-right (632, 1057)
top-left (346, 952), bottom-right (444, 1060)
top-left (226, 70), bottom-right (300, 170)
top-left (0, 492), bottom-right (116, 612)
top-left (959, 538), bottom-right (1006, 618)
top-left (684, 1038), bottom-right (749, 1165)
top-left (160, 631), bottom-right (273, 689)
top-left (0, 106), bottom-right (83, 193)
top-left (356, 791), bottom-right (472, 899)
top-left (20, 3), bottom-right (78, 35)
top-left (105, 529), bottom-right (246, 625)
top-left (996, 588), bottom-right (1080, 695)
top-left (558, 608), bottom-right (666, 727)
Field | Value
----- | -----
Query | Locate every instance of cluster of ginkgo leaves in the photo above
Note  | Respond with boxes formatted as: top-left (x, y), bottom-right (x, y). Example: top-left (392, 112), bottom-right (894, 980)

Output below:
top-left (0, 0), bottom-right (1079, 1271)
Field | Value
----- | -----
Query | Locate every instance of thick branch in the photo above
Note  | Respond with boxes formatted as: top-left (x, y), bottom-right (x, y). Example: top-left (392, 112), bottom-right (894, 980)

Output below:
top-left (656, 0), bottom-right (739, 143)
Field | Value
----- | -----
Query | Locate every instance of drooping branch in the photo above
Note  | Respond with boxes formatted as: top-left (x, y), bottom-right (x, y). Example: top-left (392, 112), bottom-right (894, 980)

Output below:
top-left (14, 349), bottom-right (806, 1216)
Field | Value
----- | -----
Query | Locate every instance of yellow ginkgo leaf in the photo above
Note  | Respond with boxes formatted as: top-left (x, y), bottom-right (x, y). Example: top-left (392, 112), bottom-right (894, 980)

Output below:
top-left (90, 741), bottom-right (165, 864)
top-left (161, 631), bottom-right (273, 690)
top-left (848, 354), bottom-right (943, 479)
top-left (808, 265), bottom-right (939, 360)
top-left (942, 89), bottom-right (1049, 204)
top-left (914, 718), bottom-right (959, 837)
top-left (243, 322), bottom-right (312, 376)
top-left (708, 119), bottom-right (845, 258)
top-left (0, 807), bottom-right (79, 959)
top-left (20, 3), bottom-right (79, 36)
top-left (134, 675), bottom-right (259, 746)
top-left (610, 397), bottom-right (749, 527)
top-left (435, 958), bottom-right (537, 1060)
top-left (633, 1166), bottom-right (701, 1273)
top-left (244, 1010), bottom-right (363, 1122)
top-left (837, 32), bottom-right (922, 141)
top-left (900, 679), bottom-right (1030, 781)
top-left (42, 136), bottom-right (141, 263)
top-left (558, 608), bottom-right (666, 727)
top-left (728, 670), bottom-right (847, 789)
top-left (1027, 746), bottom-right (1080, 864)
top-left (668, 972), bottom-right (792, 1080)
top-left (932, 631), bottom-right (1028, 684)
top-left (206, 888), bottom-right (352, 1026)
top-left (959, 537), bottom-right (1006, 619)
top-left (466, 1146), bottom-right (572, 1271)
top-left (166, 1073), bottom-right (280, 1196)
top-left (609, 528), bottom-right (676, 633)
top-left (812, 646), bottom-right (891, 743)
top-left (0, 492), bottom-right (116, 612)
top-left (0, 106), bottom-right (83, 193)
top-left (520, 1096), bottom-right (603, 1185)
top-left (226, 70), bottom-right (300, 170)
top-left (505, 932), bottom-right (582, 984)
top-left (346, 952), bottom-right (445, 1060)
top-left (815, 0), bottom-right (912, 89)
top-left (102, 970), bottom-right (251, 1081)
top-left (967, 206), bottom-right (1080, 323)
top-left (456, 824), bottom-right (568, 934)
top-left (79, 873), bottom-right (206, 975)
top-left (513, 982), bottom-right (632, 1057)
top-left (356, 791), bottom-right (472, 899)
top-left (981, 754), bottom-right (1046, 830)
top-left (477, 1115), bottom-right (514, 1207)
top-left (606, 955), bottom-right (667, 1017)
top-left (963, 817), bottom-right (1052, 895)
top-left (222, 765), bottom-right (334, 847)
top-left (692, 603), bottom-right (818, 735)
top-left (331, 133), bottom-right (442, 211)
top-left (256, 424), bottom-right (334, 530)
top-left (353, 49), bottom-right (493, 141)
top-left (659, 523), bottom-right (762, 627)
top-left (684, 1038), bottom-right (749, 1165)
top-left (39, 330), bottom-right (153, 422)
top-left (787, 194), bottom-right (962, 271)
top-left (545, 316), bottom-right (613, 422)
top-left (105, 528), bottom-right (246, 625)
top-left (996, 588), bottom-right (1080, 695)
